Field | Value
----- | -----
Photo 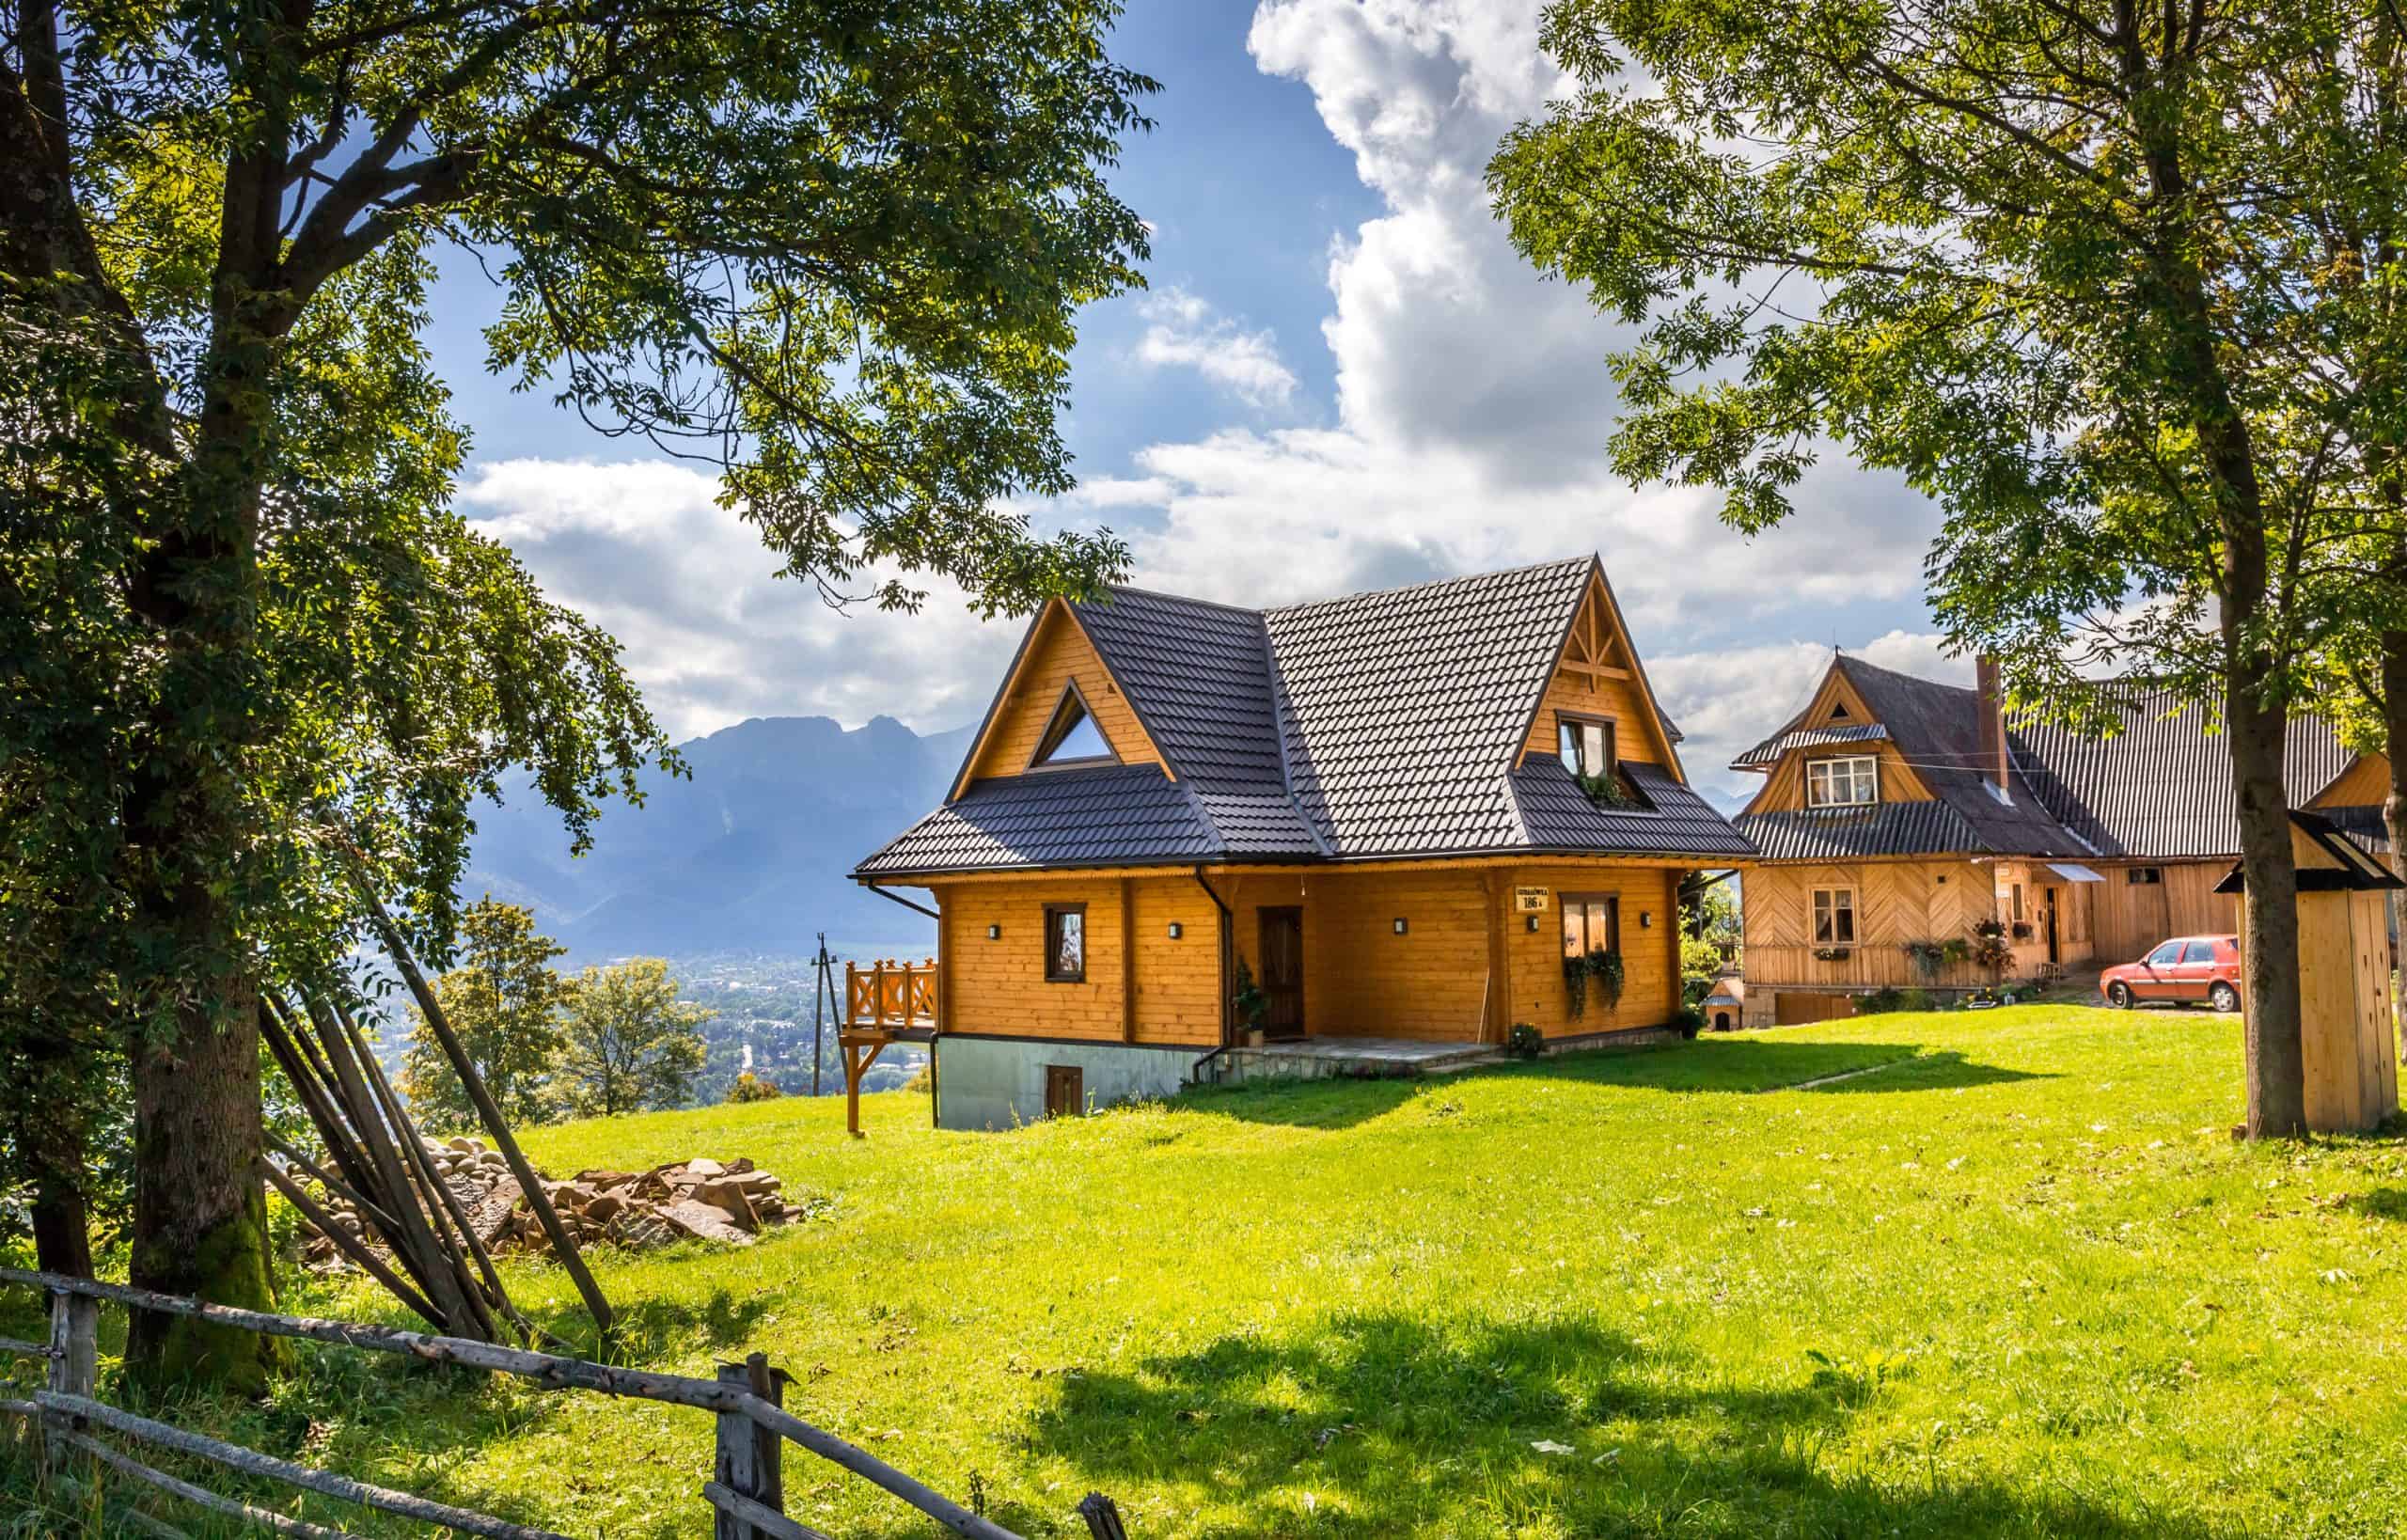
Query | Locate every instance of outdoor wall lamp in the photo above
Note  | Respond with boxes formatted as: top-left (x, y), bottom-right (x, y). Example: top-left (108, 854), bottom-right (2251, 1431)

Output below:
top-left (1392, 917), bottom-right (1408, 935)
top-left (986, 924), bottom-right (1001, 940)
top-left (1168, 921), bottom-right (1184, 939)
top-left (1639, 911), bottom-right (1654, 929)
top-left (1526, 915), bottom-right (1541, 932)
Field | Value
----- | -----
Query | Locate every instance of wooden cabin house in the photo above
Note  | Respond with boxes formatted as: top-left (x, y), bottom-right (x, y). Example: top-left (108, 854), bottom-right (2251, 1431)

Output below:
top-left (852, 557), bottom-right (1753, 1128)
top-left (1731, 655), bottom-right (2389, 1025)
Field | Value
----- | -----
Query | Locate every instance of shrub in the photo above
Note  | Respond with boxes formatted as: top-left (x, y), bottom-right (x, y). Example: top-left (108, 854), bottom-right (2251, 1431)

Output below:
top-left (726, 1071), bottom-right (782, 1104)
top-left (1506, 1022), bottom-right (1545, 1060)
top-left (1586, 948), bottom-right (1625, 1008)
top-left (1856, 987), bottom-right (1933, 1016)
top-left (1670, 1004), bottom-right (1705, 1039)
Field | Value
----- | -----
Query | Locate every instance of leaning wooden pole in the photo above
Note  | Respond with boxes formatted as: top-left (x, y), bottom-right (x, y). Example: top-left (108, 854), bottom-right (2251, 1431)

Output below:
top-left (344, 869), bottom-right (615, 1335)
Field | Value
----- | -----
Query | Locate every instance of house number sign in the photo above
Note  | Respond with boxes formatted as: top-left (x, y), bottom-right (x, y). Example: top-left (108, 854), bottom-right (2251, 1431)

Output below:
top-left (1513, 887), bottom-right (1550, 913)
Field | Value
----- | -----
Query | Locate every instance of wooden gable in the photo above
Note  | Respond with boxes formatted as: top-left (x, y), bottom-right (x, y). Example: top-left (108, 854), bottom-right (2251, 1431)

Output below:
top-left (1738, 661), bottom-right (1936, 817)
top-left (1518, 562), bottom-right (1686, 777)
top-left (2309, 751), bottom-right (2390, 809)
top-left (951, 599), bottom-right (1167, 798)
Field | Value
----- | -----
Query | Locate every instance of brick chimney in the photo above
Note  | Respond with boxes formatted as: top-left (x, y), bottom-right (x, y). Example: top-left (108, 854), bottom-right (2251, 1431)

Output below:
top-left (1974, 655), bottom-right (2009, 792)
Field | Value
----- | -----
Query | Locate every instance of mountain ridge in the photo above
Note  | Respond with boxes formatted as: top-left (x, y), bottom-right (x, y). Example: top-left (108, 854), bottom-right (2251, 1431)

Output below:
top-left (464, 714), bottom-right (968, 962)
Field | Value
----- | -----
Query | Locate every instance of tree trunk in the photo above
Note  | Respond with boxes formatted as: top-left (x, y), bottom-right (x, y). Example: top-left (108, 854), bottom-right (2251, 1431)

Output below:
top-left (2382, 631), bottom-right (2407, 981)
top-left (123, 946), bottom-right (281, 1394)
top-left (16, 1034), bottom-right (95, 1280)
top-left (2227, 671), bottom-right (2307, 1137)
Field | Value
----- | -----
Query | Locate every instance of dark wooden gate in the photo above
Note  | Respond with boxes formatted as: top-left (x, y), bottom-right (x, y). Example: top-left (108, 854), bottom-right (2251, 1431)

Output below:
top-left (1257, 906), bottom-right (1305, 1039)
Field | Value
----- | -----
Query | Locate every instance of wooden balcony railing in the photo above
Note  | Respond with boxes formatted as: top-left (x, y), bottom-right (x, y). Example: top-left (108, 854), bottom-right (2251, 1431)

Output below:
top-left (846, 957), bottom-right (937, 1029)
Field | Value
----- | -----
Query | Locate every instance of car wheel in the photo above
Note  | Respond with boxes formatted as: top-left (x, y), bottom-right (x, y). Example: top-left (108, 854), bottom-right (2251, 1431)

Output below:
top-left (2107, 982), bottom-right (2132, 1010)
top-left (2210, 982), bottom-right (2241, 1014)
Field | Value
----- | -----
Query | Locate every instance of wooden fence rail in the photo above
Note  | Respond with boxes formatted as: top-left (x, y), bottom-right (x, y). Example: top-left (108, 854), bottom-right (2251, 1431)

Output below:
top-left (1, 1266), bottom-right (1120, 1539)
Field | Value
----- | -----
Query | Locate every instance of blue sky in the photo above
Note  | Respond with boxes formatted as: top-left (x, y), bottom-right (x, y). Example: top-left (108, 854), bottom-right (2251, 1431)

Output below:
top-left (444, 1), bottom-right (1971, 806)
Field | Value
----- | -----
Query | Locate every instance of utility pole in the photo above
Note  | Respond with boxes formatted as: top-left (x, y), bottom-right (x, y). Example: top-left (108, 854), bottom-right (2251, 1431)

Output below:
top-left (810, 933), bottom-right (832, 1097)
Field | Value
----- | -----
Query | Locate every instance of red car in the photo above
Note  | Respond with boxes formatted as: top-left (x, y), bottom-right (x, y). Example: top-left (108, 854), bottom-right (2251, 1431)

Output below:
top-left (2100, 935), bottom-right (2242, 1013)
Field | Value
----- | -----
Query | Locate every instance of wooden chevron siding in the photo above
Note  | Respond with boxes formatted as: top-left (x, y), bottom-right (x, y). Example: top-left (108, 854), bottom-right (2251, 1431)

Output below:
top-left (1745, 859), bottom-right (2002, 989)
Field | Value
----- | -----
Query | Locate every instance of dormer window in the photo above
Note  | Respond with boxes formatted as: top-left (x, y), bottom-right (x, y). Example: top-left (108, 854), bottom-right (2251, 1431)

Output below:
top-left (1029, 684), bottom-right (1115, 770)
top-left (1556, 713), bottom-right (1616, 778)
top-left (1806, 754), bottom-right (1879, 808)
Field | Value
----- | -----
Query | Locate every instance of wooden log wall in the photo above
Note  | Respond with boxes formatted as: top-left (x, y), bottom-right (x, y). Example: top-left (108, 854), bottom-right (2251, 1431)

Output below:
top-left (932, 875), bottom-right (1220, 1045)
top-left (933, 862), bottom-right (1694, 1047)
top-left (1743, 859), bottom-right (1995, 988)
top-left (2087, 861), bottom-right (2238, 964)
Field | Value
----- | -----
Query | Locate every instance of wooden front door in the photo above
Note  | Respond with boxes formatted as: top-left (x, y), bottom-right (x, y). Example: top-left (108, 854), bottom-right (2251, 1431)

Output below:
top-left (2044, 886), bottom-right (2061, 965)
top-left (1257, 906), bottom-right (1305, 1039)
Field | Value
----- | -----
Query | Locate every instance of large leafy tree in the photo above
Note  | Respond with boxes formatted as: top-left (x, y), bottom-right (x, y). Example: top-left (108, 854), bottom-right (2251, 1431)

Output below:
top-left (1490, 0), bottom-right (2407, 1137)
top-left (401, 900), bottom-right (574, 1132)
top-left (555, 957), bottom-right (715, 1118)
top-left (2, 0), bottom-right (1150, 1388)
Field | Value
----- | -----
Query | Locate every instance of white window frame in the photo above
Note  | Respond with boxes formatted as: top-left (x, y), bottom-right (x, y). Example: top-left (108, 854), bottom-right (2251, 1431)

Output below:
top-left (1812, 888), bottom-right (1857, 945)
top-left (1805, 755), bottom-right (1880, 808)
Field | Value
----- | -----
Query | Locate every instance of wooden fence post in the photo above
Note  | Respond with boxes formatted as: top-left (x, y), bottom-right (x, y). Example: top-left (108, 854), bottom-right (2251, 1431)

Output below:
top-left (712, 1356), bottom-right (787, 1539)
top-left (42, 1285), bottom-right (96, 1477)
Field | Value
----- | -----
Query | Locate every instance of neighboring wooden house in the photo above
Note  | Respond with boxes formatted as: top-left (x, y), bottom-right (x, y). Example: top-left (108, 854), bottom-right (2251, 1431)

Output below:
top-left (1730, 654), bottom-right (2388, 1025)
top-left (853, 557), bottom-right (1753, 1128)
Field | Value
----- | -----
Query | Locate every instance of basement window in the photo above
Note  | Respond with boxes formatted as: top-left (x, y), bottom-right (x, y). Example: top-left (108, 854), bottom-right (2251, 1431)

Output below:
top-left (1806, 755), bottom-right (1879, 808)
top-left (1030, 684), bottom-right (1115, 770)
top-left (1044, 904), bottom-right (1087, 982)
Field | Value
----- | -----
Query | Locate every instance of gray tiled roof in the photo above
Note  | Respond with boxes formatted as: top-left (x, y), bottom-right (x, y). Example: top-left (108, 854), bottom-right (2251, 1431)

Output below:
top-left (1734, 658), bottom-right (2384, 863)
top-left (2013, 686), bottom-right (2361, 858)
top-left (1735, 801), bottom-right (1990, 861)
top-left (852, 763), bottom-right (1316, 876)
top-left (1513, 758), bottom-right (1758, 857)
top-left (1267, 558), bottom-right (1593, 855)
top-left (1071, 588), bottom-right (1284, 788)
top-left (2317, 803), bottom-right (2392, 856)
top-left (857, 558), bottom-right (1750, 878)
top-left (1729, 721), bottom-right (1890, 769)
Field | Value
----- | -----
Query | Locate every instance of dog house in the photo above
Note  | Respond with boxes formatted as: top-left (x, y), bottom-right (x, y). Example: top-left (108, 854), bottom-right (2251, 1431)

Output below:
top-left (2216, 812), bottom-right (2401, 1132)
top-left (1702, 978), bottom-right (1744, 1033)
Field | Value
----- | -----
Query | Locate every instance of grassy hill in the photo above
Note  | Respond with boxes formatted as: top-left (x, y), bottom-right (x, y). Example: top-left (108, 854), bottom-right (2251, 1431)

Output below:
top-left (14, 1003), bottom-right (2407, 1536)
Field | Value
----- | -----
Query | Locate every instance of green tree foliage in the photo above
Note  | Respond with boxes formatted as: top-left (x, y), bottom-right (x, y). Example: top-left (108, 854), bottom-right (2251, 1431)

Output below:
top-left (401, 901), bottom-right (573, 1133)
top-left (557, 959), bottom-right (715, 1118)
top-left (2, 0), bottom-right (1152, 1383)
top-left (1489, 0), bottom-right (2407, 1137)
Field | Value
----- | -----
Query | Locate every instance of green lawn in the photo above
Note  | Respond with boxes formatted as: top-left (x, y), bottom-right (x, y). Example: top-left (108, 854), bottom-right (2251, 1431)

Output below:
top-left (12, 1003), bottom-right (2407, 1537)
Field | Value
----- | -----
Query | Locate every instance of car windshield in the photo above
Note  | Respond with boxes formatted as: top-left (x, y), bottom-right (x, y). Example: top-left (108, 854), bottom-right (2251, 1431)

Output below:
top-left (2146, 941), bottom-right (2182, 966)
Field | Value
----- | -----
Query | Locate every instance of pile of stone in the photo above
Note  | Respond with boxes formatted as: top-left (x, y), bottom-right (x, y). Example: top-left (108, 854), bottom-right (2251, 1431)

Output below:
top-left (300, 1138), bottom-right (794, 1273)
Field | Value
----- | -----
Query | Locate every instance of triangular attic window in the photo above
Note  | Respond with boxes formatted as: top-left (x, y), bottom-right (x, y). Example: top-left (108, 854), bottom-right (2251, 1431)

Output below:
top-left (1030, 684), bottom-right (1115, 768)
top-left (1827, 700), bottom-right (1850, 721)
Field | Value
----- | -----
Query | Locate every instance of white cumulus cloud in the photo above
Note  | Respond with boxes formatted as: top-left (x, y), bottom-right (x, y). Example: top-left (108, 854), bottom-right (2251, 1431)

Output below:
top-left (1133, 287), bottom-right (1301, 408)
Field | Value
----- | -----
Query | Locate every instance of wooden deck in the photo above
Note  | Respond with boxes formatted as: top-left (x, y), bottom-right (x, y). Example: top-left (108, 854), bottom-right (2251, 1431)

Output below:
top-left (842, 959), bottom-right (936, 1137)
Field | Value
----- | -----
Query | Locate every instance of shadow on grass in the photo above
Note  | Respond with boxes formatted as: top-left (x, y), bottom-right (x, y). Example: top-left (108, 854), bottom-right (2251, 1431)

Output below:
top-left (1181, 1040), bottom-right (2049, 1129)
top-left (2344, 1186), bottom-right (2407, 1220)
top-left (608, 1283), bottom-right (783, 1359)
top-left (1017, 1311), bottom-right (2235, 1539)
top-left (1175, 1077), bottom-right (1424, 1129)
top-left (1796, 1049), bottom-right (2052, 1093)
